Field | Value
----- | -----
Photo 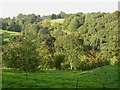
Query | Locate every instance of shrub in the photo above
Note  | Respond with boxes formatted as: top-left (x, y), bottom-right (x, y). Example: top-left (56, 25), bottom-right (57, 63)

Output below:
top-left (110, 56), bottom-right (118, 65)
top-left (54, 53), bottom-right (65, 70)
top-left (2, 35), bottom-right (41, 72)
top-left (61, 62), bottom-right (70, 70)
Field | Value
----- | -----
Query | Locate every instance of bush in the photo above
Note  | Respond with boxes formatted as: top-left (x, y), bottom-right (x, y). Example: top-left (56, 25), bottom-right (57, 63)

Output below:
top-left (75, 60), bottom-right (90, 71)
top-left (110, 56), bottom-right (118, 65)
top-left (61, 62), bottom-right (70, 70)
top-left (54, 54), bottom-right (65, 70)
top-left (2, 35), bottom-right (41, 72)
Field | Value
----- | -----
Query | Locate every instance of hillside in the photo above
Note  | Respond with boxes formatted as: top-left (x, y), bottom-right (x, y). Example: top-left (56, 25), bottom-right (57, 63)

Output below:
top-left (1, 11), bottom-right (119, 88)
top-left (0, 30), bottom-right (20, 41)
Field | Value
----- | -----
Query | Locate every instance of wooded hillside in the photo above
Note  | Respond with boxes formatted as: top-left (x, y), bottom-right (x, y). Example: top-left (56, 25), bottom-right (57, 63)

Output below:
top-left (1, 11), bottom-right (119, 71)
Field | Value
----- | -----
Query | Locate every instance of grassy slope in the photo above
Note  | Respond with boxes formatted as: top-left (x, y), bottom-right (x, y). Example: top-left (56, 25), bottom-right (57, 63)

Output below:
top-left (51, 19), bottom-right (64, 25)
top-left (2, 65), bottom-right (118, 88)
top-left (0, 30), bottom-right (20, 41)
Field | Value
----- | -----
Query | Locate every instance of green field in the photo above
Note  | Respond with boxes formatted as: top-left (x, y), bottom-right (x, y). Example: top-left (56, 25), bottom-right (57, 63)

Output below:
top-left (2, 65), bottom-right (118, 88)
top-left (51, 19), bottom-right (64, 25)
top-left (0, 30), bottom-right (20, 41)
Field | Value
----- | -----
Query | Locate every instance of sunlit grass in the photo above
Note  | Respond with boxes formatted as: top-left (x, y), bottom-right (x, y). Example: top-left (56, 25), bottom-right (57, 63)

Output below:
top-left (51, 19), bottom-right (64, 25)
top-left (0, 29), bottom-right (20, 41)
top-left (2, 65), bottom-right (118, 88)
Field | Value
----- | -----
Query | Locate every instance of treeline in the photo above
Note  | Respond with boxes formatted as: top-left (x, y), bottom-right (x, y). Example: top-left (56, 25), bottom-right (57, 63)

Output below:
top-left (2, 11), bottom-right (119, 72)
top-left (0, 11), bottom-right (67, 32)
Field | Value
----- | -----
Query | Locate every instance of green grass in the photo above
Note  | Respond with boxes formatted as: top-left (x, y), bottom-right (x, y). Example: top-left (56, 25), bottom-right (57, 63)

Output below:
top-left (0, 30), bottom-right (20, 41)
top-left (2, 65), bottom-right (118, 88)
top-left (51, 19), bottom-right (64, 25)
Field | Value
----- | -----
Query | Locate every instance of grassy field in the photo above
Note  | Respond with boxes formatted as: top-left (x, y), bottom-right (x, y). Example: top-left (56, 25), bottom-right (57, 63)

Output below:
top-left (2, 65), bottom-right (118, 88)
top-left (51, 19), bottom-right (64, 25)
top-left (0, 30), bottom-right (20, 41)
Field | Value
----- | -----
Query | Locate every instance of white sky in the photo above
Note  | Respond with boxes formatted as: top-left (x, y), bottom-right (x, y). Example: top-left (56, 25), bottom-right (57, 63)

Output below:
top-left (0, 0), bottom-right (119, 18)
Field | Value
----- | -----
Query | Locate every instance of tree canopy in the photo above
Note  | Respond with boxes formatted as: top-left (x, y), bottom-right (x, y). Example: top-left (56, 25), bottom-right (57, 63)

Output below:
top-left (2, 11), bottom-right (119, 71)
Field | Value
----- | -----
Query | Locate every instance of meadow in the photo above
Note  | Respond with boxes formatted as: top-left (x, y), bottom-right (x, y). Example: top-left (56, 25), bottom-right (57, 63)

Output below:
top-left (50, 19), bottom-right (64, 25)
top-left (0, 30), bottom-right (19, 41)
top-left (2, 65), bottom-right (118, 88)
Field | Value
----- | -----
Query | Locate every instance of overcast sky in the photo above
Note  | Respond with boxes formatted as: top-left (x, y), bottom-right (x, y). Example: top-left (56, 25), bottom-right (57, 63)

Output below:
top-left (0, 0), bottom-right (119, 18)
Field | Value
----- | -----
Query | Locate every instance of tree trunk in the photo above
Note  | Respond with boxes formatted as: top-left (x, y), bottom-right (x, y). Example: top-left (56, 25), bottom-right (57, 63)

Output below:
top-left (70, 60), bottom-right (73, 70)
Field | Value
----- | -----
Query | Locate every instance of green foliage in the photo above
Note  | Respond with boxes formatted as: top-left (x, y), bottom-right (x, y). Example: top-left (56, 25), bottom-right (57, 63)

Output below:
top-left (8, 21), bottom-right (21, 32)
top-left (75, 55), bottom-right (89, 70)
top-left (57, 11), bottom-right (67, 19)
top-left (1, 13), bottom-right (42, 32)
top-left (1, 11), bottom-right (119, 89)
top-left (68, 16), bottom-right (80, 31)
top-left (88, 48), bottom-right (109, 69)
top-left (1, 11), bottom-right (119, 71)
top-left (36, 31), bottom-right (55, 69)
top-left (54, 34), bottom-right (84, 70)
top-left (46, 11), bottom-right (67, 20)
top-left (54, 53), bottom-right (65, 70)
top-left (2, 31), bottom-right (41, 72)
top-left (41, 19), bottom-right (51, 29)
top-left (110, 56), bottom-right (118, 65)
top-left (0, 30), bottom-right (20, 45)
top-left (63, 13), bottom-right (85, 32)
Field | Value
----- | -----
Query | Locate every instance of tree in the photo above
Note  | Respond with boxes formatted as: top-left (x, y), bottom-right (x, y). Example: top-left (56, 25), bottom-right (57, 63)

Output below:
top-left (51, 14), bottom-right (57, 19)
top-left (41, 19), bottom-right (51, 29)
top-left (54, 53), bottom-right (65, 70)
top-left (2, 17), bottom-right (10, 30)
top-left (36, 31), bottom-right (55, 69)
top-left (63, 14), bottom-right (84, 32)
top-left (54, 34), bottom-right (84, 70)
top-left (8, 21), bottom-right (21, 32)
top-left (2, 11), bottom-right (119, 71)
top-left (68, 17), bottom-right (80, 31)
top-left (2, 30), bottom-right (41, 72)
top-left (57, 11), bottom-right (66, 19)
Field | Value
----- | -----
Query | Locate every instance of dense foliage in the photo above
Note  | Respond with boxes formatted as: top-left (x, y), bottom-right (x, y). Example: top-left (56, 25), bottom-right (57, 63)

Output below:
top-left (0, 11), bottom-right (68, 32)
top-left (1, 11), bottom-right (119, 72)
